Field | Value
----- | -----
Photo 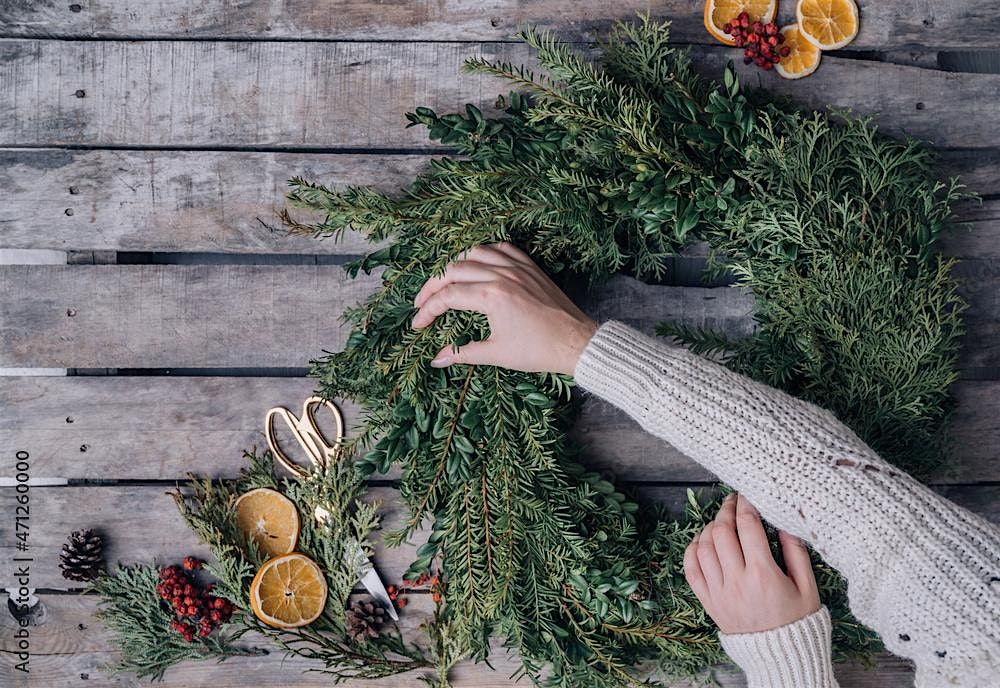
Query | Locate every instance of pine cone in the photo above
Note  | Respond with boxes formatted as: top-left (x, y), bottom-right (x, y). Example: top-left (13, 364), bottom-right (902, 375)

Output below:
top-left (345, 597), bottom-right (387, 642)
top-left (59, 529), bottom-right (105, 582)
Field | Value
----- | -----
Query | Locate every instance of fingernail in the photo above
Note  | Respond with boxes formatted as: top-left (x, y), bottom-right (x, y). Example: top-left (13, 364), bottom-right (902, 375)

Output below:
top-left (430, 355), bottom-right (452, 368)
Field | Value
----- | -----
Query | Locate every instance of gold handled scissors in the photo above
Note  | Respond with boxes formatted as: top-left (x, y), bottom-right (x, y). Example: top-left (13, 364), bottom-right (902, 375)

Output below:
top-left (265, 396), bottom-right (344, 477)
top-left (264, 397), bottom-right (399, 621)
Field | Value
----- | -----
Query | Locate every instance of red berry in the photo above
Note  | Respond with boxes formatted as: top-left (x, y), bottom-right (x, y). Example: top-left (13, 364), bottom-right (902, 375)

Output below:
top-left (767, 35), bottom-right (778, 46)
top-left (734, 36), bottom-right (745, 47)
top-left (187, 605), bottom-right (199, 616)
top-left (397, 597), bottom-right (408, 609)
top-left (762, 61), bottom-right (773, 70)
top-left (722, 24), bottom-right (732, 35)
top-left (209, 610), bottom-right (222, 623)
top-left (780, 46), bottom-right (791, 56)
top-left (183, 556), bottom-right (204, 571)
top-left (773, 56), bottom-right (781, 64)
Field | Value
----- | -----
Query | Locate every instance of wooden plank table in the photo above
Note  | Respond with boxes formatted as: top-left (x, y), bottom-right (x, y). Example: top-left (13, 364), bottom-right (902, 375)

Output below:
top-left (2, 2), bottom-right (998, 686)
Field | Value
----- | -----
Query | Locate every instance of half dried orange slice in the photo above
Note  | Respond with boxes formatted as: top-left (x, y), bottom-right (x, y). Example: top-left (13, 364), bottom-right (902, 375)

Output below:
top-left (796, 0), bottom-right (860, 50)
top-left (704, 0), bottom-right (777, 45)
top-left (235, 487), bottom-right (301, 559)
top-left (249, 552), bottom-right (328, 629)
top-left (775, 24), bottom-right (822, 80)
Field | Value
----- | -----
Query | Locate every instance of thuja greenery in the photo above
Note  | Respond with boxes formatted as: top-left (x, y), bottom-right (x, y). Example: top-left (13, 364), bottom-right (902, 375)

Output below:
top-left (95, 450), bottom-right (436, 682)
top-left (282, 16), bottom-right (963, 686)
top-left (92, 563), bottom-right (263, 681)
top-left (173, 450), bottom-right (433, 680)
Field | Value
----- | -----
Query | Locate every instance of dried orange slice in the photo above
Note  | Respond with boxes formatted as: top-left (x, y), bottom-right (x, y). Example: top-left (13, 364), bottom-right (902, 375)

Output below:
top-left (235, 487), bottom-right (300, 559)
top-left (796, 0), bottom-right (859, 50)
top-left (704, 0), bottom-right (777, 45)
top-left (775, 24), bottom-right (822, 80)
top-left (249, 552), bottom-right (328, 629)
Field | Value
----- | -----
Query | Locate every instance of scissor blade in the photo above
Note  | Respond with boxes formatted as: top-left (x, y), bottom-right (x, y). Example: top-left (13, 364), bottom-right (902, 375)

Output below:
top-left (359, 568), bottom-right (399, 621)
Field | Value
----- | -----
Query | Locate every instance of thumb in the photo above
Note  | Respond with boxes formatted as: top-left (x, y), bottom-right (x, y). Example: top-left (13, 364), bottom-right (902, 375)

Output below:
top-left (778, 530), bottom-right (818, 595)
top-left (430, 340), bottom-right (497, 368)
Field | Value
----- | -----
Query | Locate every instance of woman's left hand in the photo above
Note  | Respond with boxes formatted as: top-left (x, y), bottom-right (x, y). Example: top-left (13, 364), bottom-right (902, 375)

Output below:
top-left (683, 493), bottom-right (821, 634)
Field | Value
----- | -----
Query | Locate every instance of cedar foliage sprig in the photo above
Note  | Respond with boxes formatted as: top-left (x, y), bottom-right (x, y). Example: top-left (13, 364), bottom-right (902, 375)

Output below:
top-left (283, 15), bottom-right (962, 686)
top-left (91, 563), bottom-right (264, 681)
top-left (171, 449), bottom-right (435, 681)
top-left (93, 449), bottom-right (437, 682)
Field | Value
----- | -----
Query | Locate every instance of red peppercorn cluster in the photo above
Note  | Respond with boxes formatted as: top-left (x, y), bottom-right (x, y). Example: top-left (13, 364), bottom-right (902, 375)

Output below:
top-left (384, 583), bottom-right (408, 610)
top-left (722, 12), bottom-right (792, 71)
top-left (407, 570), bottom-right (444, 604)
top-left (156, 558), bottom-right (236, 643)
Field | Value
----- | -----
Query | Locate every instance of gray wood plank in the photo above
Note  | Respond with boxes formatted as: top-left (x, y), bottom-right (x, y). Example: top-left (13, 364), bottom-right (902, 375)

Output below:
top-left (692, 52), bottom-right (1000, 150)
top-left (0, 593), bottom-right (921, 688)
top-left (2, 40), bottom-right (999, 149)
top-left (0, 268), bottom-right (757, 368)
top-left (4, 262), bottom-right (995, 371)
top-left (0, 480), bottom-right (992, 687)
top-left (0, 148), bottom-right (425, 254)
top-left (1, 0), bottom-right (996, 51)
top-left (3, 375), bottom-right (997, 483)
top-left (0, 264), bottom-right (383, 368)
top-left (3, 148), bottom-right (998, 258)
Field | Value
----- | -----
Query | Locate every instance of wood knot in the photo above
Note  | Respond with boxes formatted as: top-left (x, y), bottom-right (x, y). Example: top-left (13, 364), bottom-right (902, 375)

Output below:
top-left (69, 3), bottom-right (82, 12)
top-left (74, 89), bottom-right (86, 98)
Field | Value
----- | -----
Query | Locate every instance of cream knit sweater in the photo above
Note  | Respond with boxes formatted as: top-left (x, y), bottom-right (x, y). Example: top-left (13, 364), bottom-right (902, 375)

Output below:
top-left (574, 322), bottom-right (1000, 688)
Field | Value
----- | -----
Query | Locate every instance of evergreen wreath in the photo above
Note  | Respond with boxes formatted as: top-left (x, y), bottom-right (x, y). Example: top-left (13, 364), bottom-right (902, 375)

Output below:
top-left (272, 15), bottom-right (967, 687)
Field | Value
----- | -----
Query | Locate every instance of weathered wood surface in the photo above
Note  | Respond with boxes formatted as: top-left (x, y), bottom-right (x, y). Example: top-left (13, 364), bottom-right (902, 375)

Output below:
top-left (0, 269), bottom-right (757, 368)
top-left (3, 40), bottom-right (1000, 149)
top-left (0, 480), bottom-right (991, 685)
top-left (0, 591), bottom-right (923, 688)
top-left (3, 147), bottom-right (999, 258)
top-left (5, 376), bottom-right (998, 483)
top-left (0, 148), bottom-right (426, 255)
top-left (1, 0), bottom-right (997, 51)
top-left (0, 265), bottom-right (383, 368)
top-left (953, 259), bottom-right (1000, 373)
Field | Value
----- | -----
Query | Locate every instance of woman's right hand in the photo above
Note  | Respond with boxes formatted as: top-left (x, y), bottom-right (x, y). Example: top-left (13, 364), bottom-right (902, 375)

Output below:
top-left (411, 243), bottom-right (598, 375)
top-left (684, 493), bottom-right (822, 634)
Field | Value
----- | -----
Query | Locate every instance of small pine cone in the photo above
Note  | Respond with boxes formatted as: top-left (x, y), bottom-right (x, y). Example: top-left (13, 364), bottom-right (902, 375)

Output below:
top-left (345, 597), bottom-right (387, 643)
top-left (59, 529), bottom-right (105, 582)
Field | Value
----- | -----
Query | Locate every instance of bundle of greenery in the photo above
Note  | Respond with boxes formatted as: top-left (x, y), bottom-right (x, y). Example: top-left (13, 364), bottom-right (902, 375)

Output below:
top-left (282, 16), bottom-right (966, 686)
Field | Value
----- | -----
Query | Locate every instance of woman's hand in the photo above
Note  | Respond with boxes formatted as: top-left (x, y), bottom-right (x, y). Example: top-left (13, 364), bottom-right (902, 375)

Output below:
top-left (684, 493), bottom-right (821, 634)
top-left (411, 243), bottom-right (598, 375)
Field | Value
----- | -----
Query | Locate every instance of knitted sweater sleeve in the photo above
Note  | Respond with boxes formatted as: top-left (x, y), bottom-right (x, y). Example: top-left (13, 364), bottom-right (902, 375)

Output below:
top-left (573, 321), bottom-right (1000, 688)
